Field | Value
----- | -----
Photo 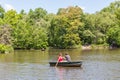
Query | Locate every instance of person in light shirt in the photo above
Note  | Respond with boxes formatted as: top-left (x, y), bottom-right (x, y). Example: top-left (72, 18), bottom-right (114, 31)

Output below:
top-left (65, 53), bottom-right (71, 62)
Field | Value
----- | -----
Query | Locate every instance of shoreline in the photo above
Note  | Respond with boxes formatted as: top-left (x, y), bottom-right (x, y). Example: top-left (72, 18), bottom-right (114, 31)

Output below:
top-left (81, 45), bottom-right (109, 50)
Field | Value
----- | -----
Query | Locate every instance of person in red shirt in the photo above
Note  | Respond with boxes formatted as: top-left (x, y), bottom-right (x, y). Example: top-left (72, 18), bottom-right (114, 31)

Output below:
top-left (55, 53), bottom-right (64, 67)
top-left (58, 53), bottom-right (64, 62)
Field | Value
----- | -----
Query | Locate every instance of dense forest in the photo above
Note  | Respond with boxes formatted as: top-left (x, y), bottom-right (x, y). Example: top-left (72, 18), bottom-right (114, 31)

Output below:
top-left (0, 1), bottom-right (120, 53)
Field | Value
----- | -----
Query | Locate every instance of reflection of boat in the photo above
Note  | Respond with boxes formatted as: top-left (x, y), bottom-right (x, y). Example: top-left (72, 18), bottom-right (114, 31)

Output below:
top-left (49, 61), bottom-right (82, 67)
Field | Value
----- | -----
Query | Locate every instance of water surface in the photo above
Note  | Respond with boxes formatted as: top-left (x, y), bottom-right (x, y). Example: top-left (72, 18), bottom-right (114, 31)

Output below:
top-left (0, 49), bottom-right (120, 80)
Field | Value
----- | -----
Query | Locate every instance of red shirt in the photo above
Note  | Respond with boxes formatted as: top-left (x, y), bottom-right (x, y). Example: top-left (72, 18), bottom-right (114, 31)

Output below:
top-left (58, 56), bottom-right (63, 62)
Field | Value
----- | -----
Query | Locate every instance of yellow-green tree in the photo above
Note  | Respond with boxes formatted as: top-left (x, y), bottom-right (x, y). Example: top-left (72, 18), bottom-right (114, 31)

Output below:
top-left (49, 6), bottom-right (83, 48)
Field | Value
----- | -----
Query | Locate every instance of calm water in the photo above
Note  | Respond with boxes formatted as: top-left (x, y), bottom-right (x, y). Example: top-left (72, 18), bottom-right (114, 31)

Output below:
top-left (0, 49), bottom-right (120, 80)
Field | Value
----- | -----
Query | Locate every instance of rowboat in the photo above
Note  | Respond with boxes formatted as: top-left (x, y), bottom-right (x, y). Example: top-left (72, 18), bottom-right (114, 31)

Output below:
top-left (49, 61), bottom-right (82, 67)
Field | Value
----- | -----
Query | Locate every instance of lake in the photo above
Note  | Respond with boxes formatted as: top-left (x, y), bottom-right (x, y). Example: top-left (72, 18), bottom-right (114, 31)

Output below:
top-left (0, 48), bottom-right (120, 80)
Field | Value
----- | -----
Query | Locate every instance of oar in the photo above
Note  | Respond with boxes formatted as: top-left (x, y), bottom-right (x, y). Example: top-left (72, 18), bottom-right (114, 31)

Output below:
top-left (55, 61), bottom-right (59, 67)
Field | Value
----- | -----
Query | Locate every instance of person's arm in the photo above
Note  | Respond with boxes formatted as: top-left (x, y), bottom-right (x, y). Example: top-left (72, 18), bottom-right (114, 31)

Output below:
top-left (55, 57), bottom-right (59, 67)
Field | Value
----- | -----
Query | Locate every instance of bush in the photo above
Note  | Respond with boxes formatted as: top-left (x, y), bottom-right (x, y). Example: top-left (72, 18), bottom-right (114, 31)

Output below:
top-left (0, 44), bottom-right (13, 53)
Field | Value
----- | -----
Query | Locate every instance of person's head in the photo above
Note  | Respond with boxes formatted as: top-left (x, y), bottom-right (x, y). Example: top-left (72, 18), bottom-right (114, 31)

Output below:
top-left (59, 52), bottom-right (62, 56)
top-left (65, 53), bottom-right (68, 55)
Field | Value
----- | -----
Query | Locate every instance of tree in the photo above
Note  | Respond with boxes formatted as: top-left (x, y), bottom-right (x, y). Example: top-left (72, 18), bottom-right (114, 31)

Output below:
top-left (0, 25), bottom-right (12, 45)
top-left (82, 11), bottom-right (116, 45)
top-left (79, 14), bottom-right (96, 44)
top-left (101, 0), bottom-right (120, 14)
top-left (115, 8), bottom-right (120, 26)
top-left (100, 0), bottom-right (120, 47)
top-left (0, 5), bottom-right (5, 18)
top-left (27, 8), bottom-right (47, 25)
top-left (82, 30), bottom-right (95, 44)
top-left (107, 26), bottom-right (120, 47)
top-left (12, 7), bottom-right (49, 49)
top-left (0, 25), bottom-right (13, 53)
top-left (3, 10), bottom-right (21, 26)
top-left (49, 6), bottom-right (83, 48)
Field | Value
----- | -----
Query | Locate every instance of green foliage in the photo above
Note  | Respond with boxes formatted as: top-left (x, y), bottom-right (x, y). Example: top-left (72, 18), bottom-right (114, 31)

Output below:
top-left (12, 18), bottom-right (48, 49)
top-left (115, 8), bottom-right (120, 26)
top-left (0, 18), bottom-right (4, 25)
top-left (27, 8), bottom-right (47, 25)
top-left (28, 8), bottom-right (47, 19)
top-left (101, 0), bottom-right (120, 14)
top-left (0, 5), bottom-right (5, 18)
top-left (3, 10), bottom-right (21, 26)
top-left (0, 44), bottom-right (13, 53)
top-left (107, 26), bottom-right (120, 46)
top-left (49, 6), bottom-right (83, 49)
top-left (11, 7), bottom-right (49, 49)
top-left (0, 1), bottom-right (120, 50)
top-left (82, 10), bottom-right (116, 45)
top-left (82, 30), bottom-right (95, 44)
top-left (100, 0), bottom-right (120, 47)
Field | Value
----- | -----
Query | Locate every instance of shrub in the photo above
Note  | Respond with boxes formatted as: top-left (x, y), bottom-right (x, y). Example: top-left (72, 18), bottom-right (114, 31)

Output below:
top-left (0, 44), bottom-right (13, 53)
